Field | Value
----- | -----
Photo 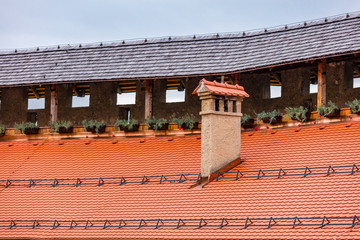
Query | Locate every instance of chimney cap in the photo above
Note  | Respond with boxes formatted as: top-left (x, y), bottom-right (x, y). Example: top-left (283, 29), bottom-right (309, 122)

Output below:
top-left (192, 78), bottom-right (249, 98)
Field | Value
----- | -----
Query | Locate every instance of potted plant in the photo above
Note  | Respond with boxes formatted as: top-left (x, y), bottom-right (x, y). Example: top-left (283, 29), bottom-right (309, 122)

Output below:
top-left (346, 99), bottom-right (360, 114)
top-left (256, 110), bottom-right (282, 125)
top-left (82, 120), bottom-right (106, 134)
top-left (285, 106), bottom-right (310, 123)
top-left (114, 119), bottom-right (139, 131)
top-left (51, 121), bottom-right (73, 133)
top-left (145, 117), bottom-right (168, 132)
top-left (241, 114), bottom-right (255, 129)
top-left (15, 122), bottom-right (39, 135)
top-left (317, 101), bottom-right (340, 118)
top-left (172, 115), bottom-right (198, 130)
top-left (0, 125), bottom-right (5, 137)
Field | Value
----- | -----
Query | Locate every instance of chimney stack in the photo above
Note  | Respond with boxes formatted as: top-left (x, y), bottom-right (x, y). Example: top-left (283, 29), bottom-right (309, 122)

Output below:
top-left (193, 79), bottom-right (249, 178)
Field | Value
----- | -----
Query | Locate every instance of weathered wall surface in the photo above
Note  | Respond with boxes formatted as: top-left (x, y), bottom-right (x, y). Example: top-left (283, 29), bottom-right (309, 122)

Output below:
top-left (1, 60), bottom-right (360, 127)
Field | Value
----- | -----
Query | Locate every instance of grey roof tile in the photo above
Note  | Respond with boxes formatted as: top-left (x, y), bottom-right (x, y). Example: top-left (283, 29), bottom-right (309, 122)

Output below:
top-left (1, 13), bottom-right (360, 86)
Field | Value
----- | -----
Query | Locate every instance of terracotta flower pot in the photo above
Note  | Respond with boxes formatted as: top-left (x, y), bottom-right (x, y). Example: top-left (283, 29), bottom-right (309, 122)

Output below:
top-left (119, 124), bottom-right (140, 131)
top-left (179, 122), bottom-right (199, 130)
top-left (242, 119), bottom-right (255, 129)
top-left (86, 126), bottom-right (106, 133)
top-left (24, 127), bottom-right (40, 135)
top-left (148, 123), bottom-right (169, 130)
top-left (58, 126), bottom-right (73, 133)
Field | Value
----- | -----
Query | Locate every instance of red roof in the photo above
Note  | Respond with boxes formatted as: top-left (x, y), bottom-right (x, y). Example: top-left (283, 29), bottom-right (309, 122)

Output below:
top-left (192, 78), bottom-right (250, 98)
top-left (1, 122), bottom-right (360, 239)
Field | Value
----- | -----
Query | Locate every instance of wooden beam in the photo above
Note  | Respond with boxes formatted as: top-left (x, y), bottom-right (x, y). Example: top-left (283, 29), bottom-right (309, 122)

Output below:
top-left (30, 86), bottom-right (40, 99)
top-left (144, 79), bottom-right (153, 119)
top-left (117, 85), bottom-right (122, 94)
top-left (317, 60), bottom-right (327, 107)
top-left (50, 85), bottom-right (58, 123)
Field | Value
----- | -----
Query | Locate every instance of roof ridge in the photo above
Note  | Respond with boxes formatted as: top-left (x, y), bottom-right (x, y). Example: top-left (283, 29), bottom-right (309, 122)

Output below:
top-left (0, 11), bottom-right (359, 56)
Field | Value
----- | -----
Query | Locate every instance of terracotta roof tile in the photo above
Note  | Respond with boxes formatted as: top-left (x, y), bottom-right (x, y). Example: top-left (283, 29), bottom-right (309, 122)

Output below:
top-left (1, 122), bottom-right (360, 239)
top-left (193, 78), bottom-right (250, 98)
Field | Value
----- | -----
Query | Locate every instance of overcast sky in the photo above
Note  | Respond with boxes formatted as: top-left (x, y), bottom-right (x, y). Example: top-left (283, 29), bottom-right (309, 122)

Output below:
top-left (1, 0), bottom-right (360, 50)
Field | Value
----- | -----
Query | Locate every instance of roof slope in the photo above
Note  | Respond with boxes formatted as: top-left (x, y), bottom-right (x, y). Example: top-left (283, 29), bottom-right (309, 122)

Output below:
top-left (1, 122), bottom-right (360, 239)
top-left (1, 13), bottom-right (360, 86)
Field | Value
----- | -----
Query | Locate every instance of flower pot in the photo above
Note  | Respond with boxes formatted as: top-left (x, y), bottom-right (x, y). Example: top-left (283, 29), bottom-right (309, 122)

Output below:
top-left (179, 122), bottom-right (199, 130)
top-left (242, 119), bottom-right (255, 129)
top-left (290, 111), bottom-right (311, 122)
top-left (24, 127), bottom-right (40, 135)
top-left (350, 109), bottom-right (360, 114)
top-left (148, 123), bottom-right (169, 131)
top-left (325, 109), bottom-right (340, 118)
top-left (120, 124), bottom-right (140, 131)
top-left (263, 116), bottom-right (282, 125)
top-left (86, 126), bottom-right (106, 133)
top-left (58, 126), bottom-right (73, 133)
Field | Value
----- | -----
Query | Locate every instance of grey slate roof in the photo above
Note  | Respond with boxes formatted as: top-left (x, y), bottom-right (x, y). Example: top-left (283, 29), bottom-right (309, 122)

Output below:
top-left (1, 12), bottom-right (360, 87)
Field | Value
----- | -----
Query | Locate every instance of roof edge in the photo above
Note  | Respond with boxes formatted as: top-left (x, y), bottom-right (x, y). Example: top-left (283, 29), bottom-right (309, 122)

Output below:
top-left (0, 12), bottom-right (359, 56)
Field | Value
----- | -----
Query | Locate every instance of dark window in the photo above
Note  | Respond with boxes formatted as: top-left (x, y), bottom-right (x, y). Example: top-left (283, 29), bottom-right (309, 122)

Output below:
top-left (27, 112), bottom-right (37, 123)
top-left (233, 101), bottom-right (237, 113)
top-left (215, 99), bottom-right (220, 111)
top-left (224, 100), bottom-right (228, 112)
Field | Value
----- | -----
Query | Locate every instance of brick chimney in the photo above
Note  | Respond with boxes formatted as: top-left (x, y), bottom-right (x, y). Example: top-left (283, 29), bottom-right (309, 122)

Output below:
top-left (193, 79), bottom-right (249, 178)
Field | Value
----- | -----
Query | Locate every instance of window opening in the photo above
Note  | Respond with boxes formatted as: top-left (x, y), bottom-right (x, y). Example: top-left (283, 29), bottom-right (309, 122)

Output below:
top-left (224, 100), bottom-right (228, 112)
top-left (309, 69), bottom-right (318, 93)
top-left (353, 64), bottom-right (360, 88)
top-left (232, 101), bottom-right (237, 113)
top-left (117, 81), bottom-right (136, 105)
top-left (166, 79), bottom-right (185, 103)
top-left (270, 73), bottom-right (281, 98)
top-left (28, 86), bottom-right (45, 110)
top-left (72, 84), bottom-right (90, 108)
top-left (215, 99), bottom-right (220, 111)
top-left (27, 112), bottom-right (38, 124)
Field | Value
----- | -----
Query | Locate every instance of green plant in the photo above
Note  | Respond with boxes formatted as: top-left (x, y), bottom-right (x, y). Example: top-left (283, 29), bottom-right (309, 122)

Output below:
top-left (114, 119), bottom-right (138, 131)
top-left (15, 122), bottom-right (38, 134)
top-left (172, 115), bottom-right (196, 130)
top-left (256, 110), bottom-right (282, 124)
top-left (346, 99), bottom-right (360, 114)
top-left (145, 117), bottom-right (167, 132)
top-left (50, 121), bottom-right (72, 133)
top-left (285, 106), bottom-right (309, 123)
top-left (317, 101), bottom-right (339, 117)
top-left (82, 120), bottom-right (106, 134)
top-left (241, 113), bottom-right (252, 124)
top-left (0, 125), bottom-right (5, 135)
top-left (255, 111), bottom-right (268, 124)
top-left (268, 110), bottom-right (282, 123)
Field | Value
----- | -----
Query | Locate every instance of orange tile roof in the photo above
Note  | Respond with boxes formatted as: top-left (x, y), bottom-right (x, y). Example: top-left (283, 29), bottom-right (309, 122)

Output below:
top-left (192, 78), bottom-right (250, 98)
top-left (1, 122), bottom-right (360, 239)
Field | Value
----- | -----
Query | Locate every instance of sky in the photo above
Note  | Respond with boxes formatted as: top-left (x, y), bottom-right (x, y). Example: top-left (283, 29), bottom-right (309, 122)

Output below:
top-left (1, 0), bottom-right (360, 50)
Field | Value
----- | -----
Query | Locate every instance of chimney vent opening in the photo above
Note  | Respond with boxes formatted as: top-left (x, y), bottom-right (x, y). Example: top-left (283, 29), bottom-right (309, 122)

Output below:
top-left (224, 100), bottom-right (228, 112)
top-left (233, 101), bottom-right (237, 113)
top-left (215, 99), bottom-right (220, 111)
